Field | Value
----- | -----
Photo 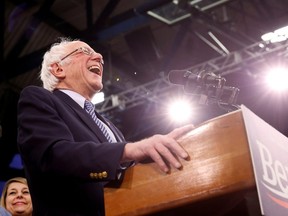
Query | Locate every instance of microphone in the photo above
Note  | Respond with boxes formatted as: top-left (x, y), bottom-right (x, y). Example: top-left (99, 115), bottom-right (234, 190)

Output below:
top-left (168, 70), bottom-right (240, 109)
top-left (168, 70), bottom-right (225, 87)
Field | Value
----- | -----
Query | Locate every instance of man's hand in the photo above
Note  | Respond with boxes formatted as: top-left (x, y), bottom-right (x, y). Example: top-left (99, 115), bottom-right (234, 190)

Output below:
top-left (122, 124), bottom-right (194, 173)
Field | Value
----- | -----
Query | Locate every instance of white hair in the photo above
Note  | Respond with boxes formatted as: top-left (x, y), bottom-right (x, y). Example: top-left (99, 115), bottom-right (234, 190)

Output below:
top-left (39, 37), bottom-right (80, 91)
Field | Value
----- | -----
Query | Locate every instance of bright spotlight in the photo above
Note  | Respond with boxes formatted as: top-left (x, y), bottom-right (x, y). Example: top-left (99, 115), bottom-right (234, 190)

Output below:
top-left (168, 99), bottom-right (192, 123)
top-left (261, 25), bottom-right (288, 43)
top-left (265, 68), bottom-right (288, 91)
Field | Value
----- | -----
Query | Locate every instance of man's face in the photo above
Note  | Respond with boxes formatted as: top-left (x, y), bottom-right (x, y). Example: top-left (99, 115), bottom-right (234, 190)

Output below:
top-left (59, 41), bottom-right (104, 98)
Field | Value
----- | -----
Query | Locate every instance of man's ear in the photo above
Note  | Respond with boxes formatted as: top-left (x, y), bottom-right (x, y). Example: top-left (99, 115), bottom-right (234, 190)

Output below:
top-left (50, 63), bottom-right (65, 78)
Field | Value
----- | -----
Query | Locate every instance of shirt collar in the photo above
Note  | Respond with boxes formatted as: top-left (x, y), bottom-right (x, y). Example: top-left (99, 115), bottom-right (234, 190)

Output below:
top-left (59, 89), bottom-right (86, 108)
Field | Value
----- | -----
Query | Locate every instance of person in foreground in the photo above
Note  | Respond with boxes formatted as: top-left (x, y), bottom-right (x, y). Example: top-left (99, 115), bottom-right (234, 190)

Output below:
top-left (17, 37), bottom-right (194, 216)
top-left (0, 177), bottom-right (33, 216)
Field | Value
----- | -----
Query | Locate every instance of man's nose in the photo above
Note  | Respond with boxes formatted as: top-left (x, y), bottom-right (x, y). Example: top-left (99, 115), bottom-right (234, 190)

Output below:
top-left (92, 53), bottom-right (104, 65)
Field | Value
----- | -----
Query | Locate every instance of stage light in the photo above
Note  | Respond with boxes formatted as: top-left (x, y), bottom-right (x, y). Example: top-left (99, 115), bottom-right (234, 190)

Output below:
top-left (261, 25), bottom-right (288, 43)
top-left (147, 0), bottom-right (230, 25)
top-left (167, 99), bottom-right (192, 123)
top-left (265, 67), bottom-right (288, 91)
top-left (147, 1), bottom-right (191, 25)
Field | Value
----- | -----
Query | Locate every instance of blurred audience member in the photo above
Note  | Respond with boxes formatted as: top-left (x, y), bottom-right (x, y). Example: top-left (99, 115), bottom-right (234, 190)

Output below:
top-left (0, 177), bottom-right (32, 216)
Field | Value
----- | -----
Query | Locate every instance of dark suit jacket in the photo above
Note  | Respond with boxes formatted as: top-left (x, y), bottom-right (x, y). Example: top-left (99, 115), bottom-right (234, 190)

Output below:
top-left (17, 86), bottom-right (128, 216)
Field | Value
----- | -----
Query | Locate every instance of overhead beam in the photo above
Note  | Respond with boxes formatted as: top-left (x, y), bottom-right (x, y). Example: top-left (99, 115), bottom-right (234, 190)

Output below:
top-left (6, 0), bottom-right (56, 60)
top-left (3, 1), bottom-right (170, 82)
top-left (85, 0), bottom-right (93, 28)
top-left (0, 1), bottom-right (4, 81)
top-left (88, 0), bottom-right (121, 30)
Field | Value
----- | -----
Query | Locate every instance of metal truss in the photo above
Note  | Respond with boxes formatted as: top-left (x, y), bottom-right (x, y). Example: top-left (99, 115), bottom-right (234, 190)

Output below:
top-left (95, 75), bottom-right (181, 115)
top-left (187, 40), bottom-right (288, 76)
top-left (96, 39), bottom-right (288, 116)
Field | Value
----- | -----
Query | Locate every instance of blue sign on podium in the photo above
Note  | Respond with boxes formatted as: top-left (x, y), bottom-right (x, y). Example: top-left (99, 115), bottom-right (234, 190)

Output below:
top-left (242, 105), bottom-right (288, 216)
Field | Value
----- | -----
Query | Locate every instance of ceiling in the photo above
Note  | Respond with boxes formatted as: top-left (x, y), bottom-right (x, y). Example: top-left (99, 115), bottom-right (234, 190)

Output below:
top-left (1, 0), bottom-right (288, 181)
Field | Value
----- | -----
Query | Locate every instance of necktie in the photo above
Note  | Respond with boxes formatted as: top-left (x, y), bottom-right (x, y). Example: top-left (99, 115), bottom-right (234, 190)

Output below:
top-left (84, 100), bottom-right (114, 143)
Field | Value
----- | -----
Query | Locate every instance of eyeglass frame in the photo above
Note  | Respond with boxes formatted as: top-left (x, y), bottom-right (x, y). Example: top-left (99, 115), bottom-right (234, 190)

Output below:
top-left (60, 47), bottom-right (104, 65)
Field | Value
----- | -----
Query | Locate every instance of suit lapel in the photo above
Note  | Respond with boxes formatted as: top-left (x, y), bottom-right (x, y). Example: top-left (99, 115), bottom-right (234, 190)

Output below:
top-left (53, 90), bottom-right (124, 142)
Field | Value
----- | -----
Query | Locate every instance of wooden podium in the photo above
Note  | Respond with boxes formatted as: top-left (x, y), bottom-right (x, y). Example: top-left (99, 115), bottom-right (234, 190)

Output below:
top-left (104, 109), bottom-right (258, 215)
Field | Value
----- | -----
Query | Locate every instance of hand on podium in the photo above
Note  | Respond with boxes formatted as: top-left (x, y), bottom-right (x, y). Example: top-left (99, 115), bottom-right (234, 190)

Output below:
top-left (122, 124), bottom-right (195, 173)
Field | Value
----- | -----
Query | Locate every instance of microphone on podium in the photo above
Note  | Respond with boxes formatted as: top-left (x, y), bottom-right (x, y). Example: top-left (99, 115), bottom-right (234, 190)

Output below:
top-left (168, 70), bottom-right (225, 88)
top-left (168, 69), bottom-right (240, 110)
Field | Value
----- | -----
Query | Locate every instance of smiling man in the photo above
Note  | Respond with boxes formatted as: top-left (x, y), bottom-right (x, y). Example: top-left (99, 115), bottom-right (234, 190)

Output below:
top-left (17, 37), bottom-right (194, 216)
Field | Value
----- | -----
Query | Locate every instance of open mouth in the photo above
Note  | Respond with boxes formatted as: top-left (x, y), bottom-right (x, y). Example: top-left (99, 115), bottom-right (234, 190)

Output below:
top-left (88, 65), bottom-right (101, 75)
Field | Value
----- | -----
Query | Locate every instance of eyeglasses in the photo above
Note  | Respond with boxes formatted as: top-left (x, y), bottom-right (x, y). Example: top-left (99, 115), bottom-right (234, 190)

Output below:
top-left (60, 47), bottom-right (104, 65)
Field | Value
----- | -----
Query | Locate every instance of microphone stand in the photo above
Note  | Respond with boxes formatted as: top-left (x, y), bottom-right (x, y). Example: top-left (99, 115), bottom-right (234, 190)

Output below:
top-left (182, 71), bottom-right (240, 112)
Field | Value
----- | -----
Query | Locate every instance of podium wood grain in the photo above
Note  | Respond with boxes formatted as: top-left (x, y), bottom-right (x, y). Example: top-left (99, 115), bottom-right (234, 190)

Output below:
top-left (104, 110), bottom-right (256, 216)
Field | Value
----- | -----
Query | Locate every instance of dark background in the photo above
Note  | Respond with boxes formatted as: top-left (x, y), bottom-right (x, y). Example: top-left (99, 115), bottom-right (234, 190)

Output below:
top-left (1, 1), bottom-right (288, 214)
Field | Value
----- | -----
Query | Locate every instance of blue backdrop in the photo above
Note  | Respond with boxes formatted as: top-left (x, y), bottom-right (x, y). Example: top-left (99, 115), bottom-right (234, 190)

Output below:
top-left (0, 154), bottom-right (23, 195)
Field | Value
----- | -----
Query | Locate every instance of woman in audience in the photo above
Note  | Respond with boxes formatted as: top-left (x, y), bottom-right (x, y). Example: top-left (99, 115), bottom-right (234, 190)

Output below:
top-left (0, 177), bottom-right (32, 216)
